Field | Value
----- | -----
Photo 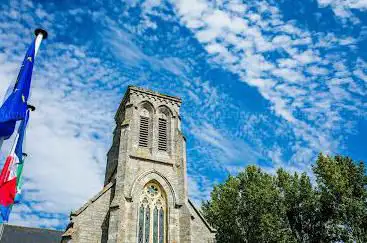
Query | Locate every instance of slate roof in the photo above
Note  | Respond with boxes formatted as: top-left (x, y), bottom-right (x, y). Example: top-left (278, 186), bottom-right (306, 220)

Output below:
top-left (0, 224), bottom-right (62, 243)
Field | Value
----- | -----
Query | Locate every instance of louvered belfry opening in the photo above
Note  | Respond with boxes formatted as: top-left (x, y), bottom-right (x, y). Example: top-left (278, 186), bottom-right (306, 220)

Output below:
top-left (139, 116), bottom-right (149, 147)
top-left (158, 118), bottom-right (168, 151)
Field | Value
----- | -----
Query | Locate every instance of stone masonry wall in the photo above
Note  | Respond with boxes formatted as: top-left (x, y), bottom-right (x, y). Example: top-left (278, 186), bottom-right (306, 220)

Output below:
top-left (70, 185), bottom-right (112, 243)
top-left (188, 201), bottom-right (216, 243)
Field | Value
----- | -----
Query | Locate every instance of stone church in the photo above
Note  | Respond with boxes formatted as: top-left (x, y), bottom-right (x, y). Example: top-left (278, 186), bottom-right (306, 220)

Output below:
top-left (61, 86), bottom-right (216, 243)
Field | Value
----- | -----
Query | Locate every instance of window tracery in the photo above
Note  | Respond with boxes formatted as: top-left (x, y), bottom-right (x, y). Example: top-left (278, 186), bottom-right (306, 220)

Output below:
top-left (137, 182), bottom-right (167, 243)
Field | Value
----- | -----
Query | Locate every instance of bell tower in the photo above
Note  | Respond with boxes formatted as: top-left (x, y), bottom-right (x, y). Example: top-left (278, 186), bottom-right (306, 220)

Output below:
top-left (105, 86), bottom-right (191, 242)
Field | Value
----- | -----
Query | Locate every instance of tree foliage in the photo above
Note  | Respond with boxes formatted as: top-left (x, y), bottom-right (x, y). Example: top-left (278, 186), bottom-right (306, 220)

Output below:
top-left (202, 154), bottom-right (367, 243)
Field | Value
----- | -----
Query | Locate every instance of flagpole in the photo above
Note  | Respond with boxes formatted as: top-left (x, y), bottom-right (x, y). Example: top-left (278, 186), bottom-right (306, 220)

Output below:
top-left (34, 28), bottom-right (48, 56)
top-left (0, 29), bottom-right (47, 153)
top-left (7, 28), bottom-right (47, 152)
top-left (3, 27), bottom-right (46, 177)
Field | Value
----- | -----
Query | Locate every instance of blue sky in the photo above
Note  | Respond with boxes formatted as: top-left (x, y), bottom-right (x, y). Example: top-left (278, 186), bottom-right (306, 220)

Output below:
top-left (0, 0), bottom-right (366, 230)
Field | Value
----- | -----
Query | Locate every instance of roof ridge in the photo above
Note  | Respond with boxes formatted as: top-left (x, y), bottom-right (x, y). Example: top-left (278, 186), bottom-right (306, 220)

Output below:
top-left (188, 199), bottom-right (216, 233)
top-left (128, 85), bottom-right (182, 102)
top-left (2, 223), bottom-right (63, 232)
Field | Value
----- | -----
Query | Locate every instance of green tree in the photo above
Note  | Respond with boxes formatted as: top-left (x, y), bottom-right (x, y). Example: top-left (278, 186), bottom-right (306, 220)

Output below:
top-left (313, 154), bottom-right (367, 242)
top-left (276, 169), bottom-right (321, 242)
top-left (202, 155), bottom-right (367, 243)
top-left (202, 166), bottom-right (295, 243)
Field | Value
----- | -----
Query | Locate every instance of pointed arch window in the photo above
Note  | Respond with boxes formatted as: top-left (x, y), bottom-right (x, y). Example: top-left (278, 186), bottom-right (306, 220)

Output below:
top-left (139, 105), bottom-right (152, 148)
top-left (158, 118), bottom-right (167, 151)
top-left (157, 106), bottom-right (171, 152)
top-left (139, 116), bottom-right (149, 147)
top-left (137, 183), bottom-right (167, 243)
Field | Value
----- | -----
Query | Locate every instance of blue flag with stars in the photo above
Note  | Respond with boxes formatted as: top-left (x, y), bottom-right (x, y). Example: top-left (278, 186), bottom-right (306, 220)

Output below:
top-left (0, 40), bottom-right (35, 139)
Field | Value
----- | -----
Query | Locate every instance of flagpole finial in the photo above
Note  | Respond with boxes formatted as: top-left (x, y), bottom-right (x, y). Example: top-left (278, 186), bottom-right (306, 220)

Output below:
top-left (34, 28), bottom-right (48, 40)
top-left (27, 104), bottom-right (36, 111)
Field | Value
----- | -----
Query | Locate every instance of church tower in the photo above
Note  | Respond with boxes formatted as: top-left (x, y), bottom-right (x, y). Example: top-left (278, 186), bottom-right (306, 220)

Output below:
top-left (62, 86), bottom-right (216, 243)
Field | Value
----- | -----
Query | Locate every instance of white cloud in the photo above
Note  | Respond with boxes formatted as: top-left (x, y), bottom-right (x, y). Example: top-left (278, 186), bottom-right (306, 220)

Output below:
top-left (317, 0), bottom-right (367, 21)
top-left (191, 122), bottom-right (262, 165)
top-left (306, 66), bottom-right (329, 76)
top-left (353, 58), bottom-right (367, 83)
top-left (103, 19), bottom-right (190, 77)
top-left (173, 0), bottom-right (365, 167)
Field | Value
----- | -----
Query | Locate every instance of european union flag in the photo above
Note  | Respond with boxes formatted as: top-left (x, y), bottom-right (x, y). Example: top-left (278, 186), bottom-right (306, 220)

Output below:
top-left (15, 110), bottom-right (29, 161)
top-left (0, 40), bottom-right (35, 139)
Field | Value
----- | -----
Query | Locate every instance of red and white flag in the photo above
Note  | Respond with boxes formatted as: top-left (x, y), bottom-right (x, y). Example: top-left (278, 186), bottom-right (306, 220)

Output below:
top-left (0, 154), bottom-right (18, 208)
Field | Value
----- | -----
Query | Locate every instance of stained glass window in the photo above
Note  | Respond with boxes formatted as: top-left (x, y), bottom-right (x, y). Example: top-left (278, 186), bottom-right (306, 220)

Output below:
top-left (153, 207), bottom-right (158, 243)
top-left (138, 205), bottom-right (144, 243)
top-left (145, 206), bottom-right (150, 243)
top-left (138, 182), bottom-right (166, 243)
top-left (159, 208), bottom-right (164, 243)
top-left (147, 185), bottom-right (158, 197)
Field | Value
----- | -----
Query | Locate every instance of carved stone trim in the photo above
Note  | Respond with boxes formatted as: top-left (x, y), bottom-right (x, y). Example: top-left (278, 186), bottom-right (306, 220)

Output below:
top-left (129, 154), bottom-right (174, 166)
top-left (127, 169), bottom-right (182, 208)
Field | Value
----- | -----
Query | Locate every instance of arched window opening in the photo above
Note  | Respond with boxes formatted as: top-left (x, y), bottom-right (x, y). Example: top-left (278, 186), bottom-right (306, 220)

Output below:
top-left (158, 118), bottom-right (167, 151)
top-left (157, 106), bottom-right (171, 152)
top-left (139, 116), bottom-right (149, 147)
top-left (137, 182), bottom-right (167, 243)
top-left (139, 105), bottom-right (152, 148)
